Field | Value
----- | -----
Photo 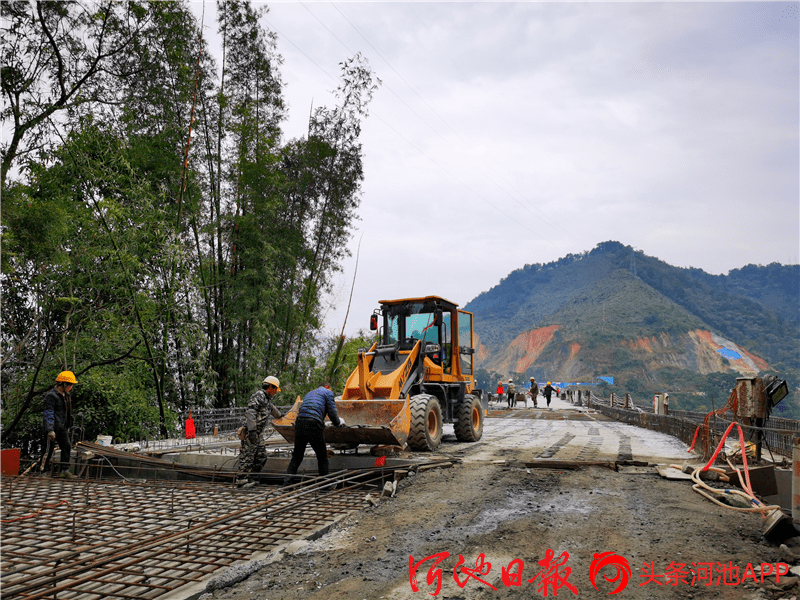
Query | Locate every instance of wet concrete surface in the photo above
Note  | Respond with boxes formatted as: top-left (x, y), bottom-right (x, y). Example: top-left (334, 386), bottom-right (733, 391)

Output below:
top-left (428, 395), bottom-right (698, 466)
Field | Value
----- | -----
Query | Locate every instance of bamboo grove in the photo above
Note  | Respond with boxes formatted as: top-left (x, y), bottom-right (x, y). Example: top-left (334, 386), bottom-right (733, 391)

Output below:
top-left (1, 0), bottom-right (380, 445)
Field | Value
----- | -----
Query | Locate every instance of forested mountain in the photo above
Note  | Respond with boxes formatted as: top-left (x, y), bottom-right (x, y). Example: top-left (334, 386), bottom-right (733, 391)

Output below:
top-left (467, 241), bottom-right (799, 417)
top-left (1, 0), bottom-right (379, 446)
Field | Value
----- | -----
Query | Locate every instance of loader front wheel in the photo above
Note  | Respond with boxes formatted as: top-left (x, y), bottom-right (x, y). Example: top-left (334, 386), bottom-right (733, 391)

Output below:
top-left (455, 394), bottom-right (484, 442)
top-left (408, 394), bottom-right (442, 451)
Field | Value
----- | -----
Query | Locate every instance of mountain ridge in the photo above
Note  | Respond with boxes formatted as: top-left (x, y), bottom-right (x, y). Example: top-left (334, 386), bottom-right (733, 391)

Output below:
top-left (465, 241), bottom-right (799, 415)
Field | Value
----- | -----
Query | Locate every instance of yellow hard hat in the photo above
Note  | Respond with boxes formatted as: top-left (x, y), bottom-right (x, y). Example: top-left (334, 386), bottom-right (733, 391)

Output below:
top-left (263, 375), bottom-right (281, 391)
top-left (56, 371), bottom-right (77, 384)
top-left (547, 382), bottom-right (551, 385)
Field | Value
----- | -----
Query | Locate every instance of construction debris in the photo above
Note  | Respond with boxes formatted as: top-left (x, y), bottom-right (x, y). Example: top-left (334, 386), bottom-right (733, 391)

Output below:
top-left (370, 445), bottom-right (404, 457)
top-left (724, 463), bottom-right (778, 496)
top-left (763, 508), bottom-right (798, 545)
top-left (381, 481), bottom-right (396, 497)
top-left (656, 465), bottom-right (694, 480)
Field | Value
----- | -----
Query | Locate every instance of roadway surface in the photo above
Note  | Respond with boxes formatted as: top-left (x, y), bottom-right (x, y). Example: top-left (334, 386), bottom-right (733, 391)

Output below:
top-left (434, 393), bottom-right (697, 466)
top-left (202, 394), bottom-right (790, 600)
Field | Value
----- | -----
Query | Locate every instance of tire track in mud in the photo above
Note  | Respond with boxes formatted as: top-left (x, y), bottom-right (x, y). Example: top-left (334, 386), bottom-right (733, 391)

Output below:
top-left (575, 426), bottom-right (603, 461)
top-left (536, 433), bottom-right (576, 458)
top-left (603, 422), bottom-right (636, 462)
top-left (617, 432), bottom-right (633, 462)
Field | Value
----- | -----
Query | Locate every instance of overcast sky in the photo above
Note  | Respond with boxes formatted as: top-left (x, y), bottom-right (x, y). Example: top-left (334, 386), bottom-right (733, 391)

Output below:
top-left (194, 1), bottom-right (799, 337)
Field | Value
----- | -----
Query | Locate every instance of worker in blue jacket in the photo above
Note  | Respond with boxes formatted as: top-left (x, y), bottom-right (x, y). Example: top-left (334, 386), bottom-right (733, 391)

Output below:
top-left (284, 383), bottom-right (345, 485)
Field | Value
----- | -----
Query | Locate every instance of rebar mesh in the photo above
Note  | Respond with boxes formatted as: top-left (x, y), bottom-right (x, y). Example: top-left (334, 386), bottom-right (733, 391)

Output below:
top-left (1, 471), bottom-right (383, 599)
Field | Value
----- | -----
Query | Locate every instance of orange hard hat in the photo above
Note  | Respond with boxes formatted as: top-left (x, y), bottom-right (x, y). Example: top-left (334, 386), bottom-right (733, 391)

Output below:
top-left (56, 371), bottom-right (77, 384)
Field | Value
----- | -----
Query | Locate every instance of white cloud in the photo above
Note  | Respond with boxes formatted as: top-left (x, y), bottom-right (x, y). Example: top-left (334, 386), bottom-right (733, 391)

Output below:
top-left (192, 2), bottom-right (799, 335)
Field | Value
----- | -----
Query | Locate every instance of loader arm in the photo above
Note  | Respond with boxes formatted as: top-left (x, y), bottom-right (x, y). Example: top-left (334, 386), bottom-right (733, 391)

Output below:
top-left (342, 340), bottom-right (422, 400)
top-left (273, 341), bottom-right (424, 448)
top-left (274, 296), bottom-right (483, 452)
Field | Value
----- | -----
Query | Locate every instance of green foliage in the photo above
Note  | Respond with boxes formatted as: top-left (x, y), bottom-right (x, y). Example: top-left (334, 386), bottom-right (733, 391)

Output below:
top-left (1, 0), bottom-right (379, 451)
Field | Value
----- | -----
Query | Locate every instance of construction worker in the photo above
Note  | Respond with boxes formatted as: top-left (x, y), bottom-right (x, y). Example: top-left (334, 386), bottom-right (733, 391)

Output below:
top-left (283, 383), bottom-right (345, 485)
top-left (529, 377), bottom-right (539, 408)
top-left (495, 381), bottom-right (504, 404)
top-left (238, 375), bottom-right (282, 488)
top-left (507, 378), bottom-right (516, 408)
top-left (43, 371), bottom-right (77, 477)
top-left (543, 381), bottom-right (556, 408)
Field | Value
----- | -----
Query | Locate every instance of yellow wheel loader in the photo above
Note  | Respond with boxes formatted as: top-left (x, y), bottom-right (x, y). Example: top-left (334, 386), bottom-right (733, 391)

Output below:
top-left (273, 296), bottom-right (484, 451)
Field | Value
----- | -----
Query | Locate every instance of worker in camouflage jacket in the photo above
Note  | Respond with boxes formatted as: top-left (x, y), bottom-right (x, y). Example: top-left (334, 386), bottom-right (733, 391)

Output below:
top-left (529, 377), bottom-right (539, 408)
top-left (238, 375), bottom-right (282, 487)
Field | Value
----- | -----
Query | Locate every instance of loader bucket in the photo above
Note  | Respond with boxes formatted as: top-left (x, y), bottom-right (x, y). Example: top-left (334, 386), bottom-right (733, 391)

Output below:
top-left (273, 397), bottom-right (411, 448)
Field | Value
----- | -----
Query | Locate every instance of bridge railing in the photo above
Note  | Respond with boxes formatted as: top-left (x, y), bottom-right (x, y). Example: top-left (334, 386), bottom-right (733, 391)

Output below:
top-left (181, 407), bottom-right (247, 436)
top-left (563, 389), bottom-right (796, 460)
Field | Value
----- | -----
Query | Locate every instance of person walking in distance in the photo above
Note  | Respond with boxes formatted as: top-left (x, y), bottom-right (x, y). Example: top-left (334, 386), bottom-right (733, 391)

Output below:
top-left (283, 383), bottom-right (345, 485)
top-left (43, 371), bottom-right (77, 477)
top-left (529, 377), bottom-right (539, 408)
top-left (496, 381), bottom-right (504, 405)
top-left (506, 378), bottom-right (516, 408)
top-left (238, 375), bottom-right (282, 488)
top-left (543, 381), bottom-right (557, 408)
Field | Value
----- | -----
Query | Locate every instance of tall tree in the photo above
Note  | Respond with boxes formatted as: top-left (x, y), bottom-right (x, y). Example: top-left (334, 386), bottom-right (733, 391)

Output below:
top-left (2, 0), bottom-right (381, 449)
top-left (2, 0), bottom-right (211, 439)
top-left (192, 0), bottom-right (286, 406)
top-left (1, 0), bottom-right (154, 188)
top-left (286, 54), bottom-right (380, 374)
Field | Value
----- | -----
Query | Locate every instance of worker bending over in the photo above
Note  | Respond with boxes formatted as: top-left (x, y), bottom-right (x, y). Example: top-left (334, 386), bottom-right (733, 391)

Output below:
top-left (283, 383), bottom-right (345, 485)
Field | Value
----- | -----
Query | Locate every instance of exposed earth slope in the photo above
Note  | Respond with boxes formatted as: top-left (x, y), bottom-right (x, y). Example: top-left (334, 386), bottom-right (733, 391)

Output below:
top-left (465, 241), bottom-right (799, 415)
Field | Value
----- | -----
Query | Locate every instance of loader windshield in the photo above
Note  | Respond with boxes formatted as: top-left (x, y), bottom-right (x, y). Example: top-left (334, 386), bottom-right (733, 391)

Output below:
top-left (384, 302), bottom-right (437, 346)
top-left (383, 301), bottom-right (451, 368)
top-left (386, 315), bottom-right (400, 345)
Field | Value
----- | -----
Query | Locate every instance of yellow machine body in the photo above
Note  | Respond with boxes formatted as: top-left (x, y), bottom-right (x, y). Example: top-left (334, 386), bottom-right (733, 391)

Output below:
top-left (273, 296), bottom-right (483, 450)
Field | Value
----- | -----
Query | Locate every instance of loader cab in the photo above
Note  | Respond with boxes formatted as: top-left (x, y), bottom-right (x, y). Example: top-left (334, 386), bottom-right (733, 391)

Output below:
top-left (375, 296), bottom-right (477, 383)
top-left (380, 299), bottom-right (449, 367)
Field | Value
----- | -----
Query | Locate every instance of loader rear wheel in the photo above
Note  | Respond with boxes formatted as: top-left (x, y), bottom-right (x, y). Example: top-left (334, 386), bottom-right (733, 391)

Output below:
top-left (408, 394), bottom-right (442, 451)
top-left (455, 394), bottom-right (483, 442)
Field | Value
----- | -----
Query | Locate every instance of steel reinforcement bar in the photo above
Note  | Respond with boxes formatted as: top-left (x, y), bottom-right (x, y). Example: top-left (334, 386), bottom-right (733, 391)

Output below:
top-left (0, 466), bottom-right (400, 600)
